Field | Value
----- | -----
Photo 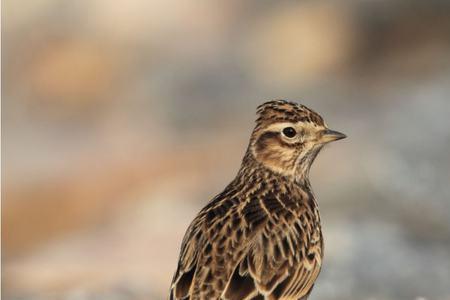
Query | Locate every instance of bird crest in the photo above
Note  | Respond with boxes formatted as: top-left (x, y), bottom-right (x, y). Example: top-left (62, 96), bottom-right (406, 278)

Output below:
top-left (256, 100), bottom-right (325, 128)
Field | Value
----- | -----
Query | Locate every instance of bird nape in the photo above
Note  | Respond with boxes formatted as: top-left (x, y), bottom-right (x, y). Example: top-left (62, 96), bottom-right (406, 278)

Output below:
top-left (169, 100), bottom-right (346, 300)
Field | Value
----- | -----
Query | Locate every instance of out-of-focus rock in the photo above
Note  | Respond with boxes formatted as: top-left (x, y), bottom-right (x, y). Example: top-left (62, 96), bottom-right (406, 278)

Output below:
top-left (243, 2), bottom-right (358, 86)
top-left (28, 39), bottom-right (119, 115)
top-left (2, 135), bottom-right (242, 258)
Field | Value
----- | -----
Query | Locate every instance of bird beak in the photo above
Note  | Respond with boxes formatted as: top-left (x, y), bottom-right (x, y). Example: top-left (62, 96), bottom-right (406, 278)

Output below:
top-left (318, 129), bottom-right (347, 144)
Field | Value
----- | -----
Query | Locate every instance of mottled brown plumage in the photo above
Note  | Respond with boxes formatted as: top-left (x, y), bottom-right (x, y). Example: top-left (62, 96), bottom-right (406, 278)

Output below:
top-left (170, 100), bottom-right (346, 300)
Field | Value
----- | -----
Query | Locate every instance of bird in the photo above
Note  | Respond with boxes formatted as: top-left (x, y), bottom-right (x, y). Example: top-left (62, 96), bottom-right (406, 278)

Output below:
top-left (169, 100), bottom-right (346, 300)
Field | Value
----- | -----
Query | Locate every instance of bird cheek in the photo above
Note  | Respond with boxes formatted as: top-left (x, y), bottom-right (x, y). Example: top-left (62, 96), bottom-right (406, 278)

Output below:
top-left (300, 136), bottom-right (314, 146)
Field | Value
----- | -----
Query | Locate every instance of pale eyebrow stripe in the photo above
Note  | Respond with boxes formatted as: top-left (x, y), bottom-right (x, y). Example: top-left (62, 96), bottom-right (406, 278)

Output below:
top-left (265, 122), bottom-right (298, 132)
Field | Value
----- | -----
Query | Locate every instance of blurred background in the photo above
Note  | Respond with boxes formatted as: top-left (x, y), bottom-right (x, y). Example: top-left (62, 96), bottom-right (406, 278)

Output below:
top-left (3, 0), bottom-right (450, 299)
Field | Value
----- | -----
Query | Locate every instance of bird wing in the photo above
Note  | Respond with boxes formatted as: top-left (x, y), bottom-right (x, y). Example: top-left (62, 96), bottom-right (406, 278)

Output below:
top-left (223, 196), bottom-right (323, 300)
top-left (170, 194), bottom-right (322, 300)
top-left (169, 215), bottom-right (205, 300)
top-left (170, 193), bottom-right (269, 300)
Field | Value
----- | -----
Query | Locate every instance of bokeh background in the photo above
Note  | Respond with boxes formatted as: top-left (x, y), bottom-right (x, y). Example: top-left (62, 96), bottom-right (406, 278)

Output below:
top-left (3, 0), bottom-right (450, 299)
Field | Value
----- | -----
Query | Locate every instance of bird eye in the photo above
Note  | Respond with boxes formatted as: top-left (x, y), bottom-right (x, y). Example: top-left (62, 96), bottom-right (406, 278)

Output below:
top-left (282, 127), bottom-right (297, 138)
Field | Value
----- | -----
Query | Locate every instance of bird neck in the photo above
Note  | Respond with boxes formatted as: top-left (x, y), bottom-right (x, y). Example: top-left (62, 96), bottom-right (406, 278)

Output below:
top-left (238, 150), bottom-right (301, 186)
top-left (293, 162), bottom-right (312, 185)
top-left (234, 151), bottom-right (316, 213)
top-left (239, 149), bottom-right (317, 188)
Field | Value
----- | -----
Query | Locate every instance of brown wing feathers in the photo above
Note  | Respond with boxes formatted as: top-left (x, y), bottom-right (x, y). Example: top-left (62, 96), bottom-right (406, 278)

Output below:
top-left (170, 175), bottom-right (322, 300)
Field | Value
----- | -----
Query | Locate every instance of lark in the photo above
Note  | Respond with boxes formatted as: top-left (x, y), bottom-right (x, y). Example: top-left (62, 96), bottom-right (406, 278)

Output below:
top-left (169, 100), bottom-right (346, 300)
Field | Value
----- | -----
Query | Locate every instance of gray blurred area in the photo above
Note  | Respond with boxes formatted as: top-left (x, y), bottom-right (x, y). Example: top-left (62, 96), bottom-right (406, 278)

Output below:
top-left (3, 0), bottom-right (450, 299)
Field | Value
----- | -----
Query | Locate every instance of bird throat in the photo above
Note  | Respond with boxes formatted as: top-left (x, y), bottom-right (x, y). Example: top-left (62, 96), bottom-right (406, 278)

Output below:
top-left (240, 146), bottom-right (322, 186)
top-left (294, 145), bottom-right (323, 183)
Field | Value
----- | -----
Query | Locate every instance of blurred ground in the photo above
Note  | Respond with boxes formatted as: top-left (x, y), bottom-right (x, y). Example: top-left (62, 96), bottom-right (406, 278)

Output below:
top-left (3, 0), bottom-right (450, 299)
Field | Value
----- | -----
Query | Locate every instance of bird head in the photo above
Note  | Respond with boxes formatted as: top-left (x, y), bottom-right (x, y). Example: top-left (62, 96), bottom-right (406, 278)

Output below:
top-left (248, 100), bottom-right (346, 179)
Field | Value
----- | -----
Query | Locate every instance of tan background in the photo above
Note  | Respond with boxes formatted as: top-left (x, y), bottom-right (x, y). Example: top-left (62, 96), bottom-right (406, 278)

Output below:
top-left (3, 1), bottom-right (450, 299)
